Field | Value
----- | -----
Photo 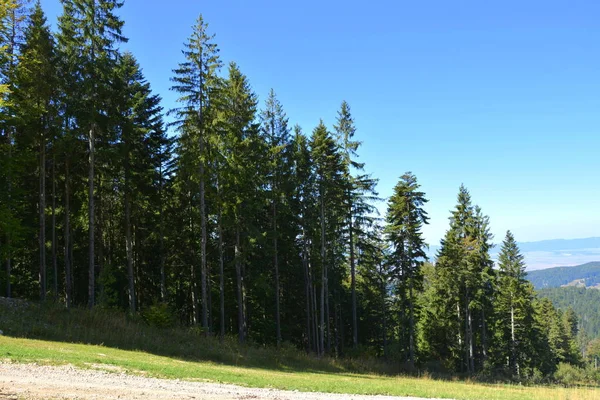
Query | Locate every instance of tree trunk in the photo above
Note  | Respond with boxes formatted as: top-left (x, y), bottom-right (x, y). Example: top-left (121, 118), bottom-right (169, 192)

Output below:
top-left (52, 153), bottom-right (58, 301)
top-left (39, 129), bottom-right (47, 301)
top-left (465, 291), bottom-right (474, 374)
top-left (382, 278), bottom-right (387, 359)
top-left (312, 272), bottom-right (320, 355)
top-left (88, 125), bottom-right (95, 309)
top-left (64, 160), bottom-right (72, 309)
top-left (303, 236), bottom-right (311, 352)
top-left (5, 128), bottom-right (12, 298)
top-left (511, 303), bottom-right (517, 376)
top-left (159, 161), bottom-right (166, 302)
top-left (481, 307), bottom-right (488, 367)
top-left (325, 262), bottom-right (330, 354)
top-left (349, 204), bottom-right (357, 348)
top-left (235, 224), bottom-right (245, 343)
top-left (319, 188), bottom-right (326, 357)
top-left (273, 200), bottom-right (281, 347)
top-left (125, 166), bottom-right (135, 313)
top-left (199, 149), bottom-right (208, 334)
top-left (189, 191), bottom-right (199, 325)
top-left (409, 278), bottom-right (415, 369)
top-left (217, 181), bottom-right (225, 341)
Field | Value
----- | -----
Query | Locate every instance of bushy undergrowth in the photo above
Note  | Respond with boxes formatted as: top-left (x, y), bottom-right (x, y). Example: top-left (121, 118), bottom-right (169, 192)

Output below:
top-left (554, 363), bottom-right (600, 386)
top-left (2, 296), bottom-right (599, 386)
top-left (0, 297), bottom-right (392, 374)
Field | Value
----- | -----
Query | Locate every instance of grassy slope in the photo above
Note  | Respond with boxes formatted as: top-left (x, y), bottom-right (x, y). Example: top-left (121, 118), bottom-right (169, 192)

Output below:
top-left (1, 336), bottom-right (599, 400)
top-left (0, 298), bottom-right (599, 400)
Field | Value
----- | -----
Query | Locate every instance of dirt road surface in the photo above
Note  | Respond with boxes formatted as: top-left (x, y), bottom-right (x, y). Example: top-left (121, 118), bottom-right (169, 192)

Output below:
top-left (0, 362), bottom-right (441, 400)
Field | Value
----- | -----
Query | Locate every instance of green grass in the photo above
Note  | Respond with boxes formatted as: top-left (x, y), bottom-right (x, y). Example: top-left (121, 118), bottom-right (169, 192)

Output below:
top-left (1, 297), bottom-right (599, 400)
top-left (2, 335), bottom-right (600, 400)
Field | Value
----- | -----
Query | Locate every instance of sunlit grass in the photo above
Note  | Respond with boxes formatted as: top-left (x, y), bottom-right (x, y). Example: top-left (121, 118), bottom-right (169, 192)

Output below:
top-left (1, 336), bottom-right (599, 400)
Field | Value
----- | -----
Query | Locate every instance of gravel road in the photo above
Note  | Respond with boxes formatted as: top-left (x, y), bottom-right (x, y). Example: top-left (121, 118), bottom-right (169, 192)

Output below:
top-left (0, 362), bottom-right (441, 400)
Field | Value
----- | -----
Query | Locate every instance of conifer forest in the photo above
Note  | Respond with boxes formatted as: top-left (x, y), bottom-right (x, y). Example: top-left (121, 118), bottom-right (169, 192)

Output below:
top-left (0, 0), bottom-right (588, 380)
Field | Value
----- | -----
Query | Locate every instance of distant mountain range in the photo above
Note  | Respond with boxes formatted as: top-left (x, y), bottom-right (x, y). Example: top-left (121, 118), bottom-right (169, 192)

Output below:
top-left (427, 237), bottom-right (600, 270)
top-left (526, 262), bottom-right (600, 289)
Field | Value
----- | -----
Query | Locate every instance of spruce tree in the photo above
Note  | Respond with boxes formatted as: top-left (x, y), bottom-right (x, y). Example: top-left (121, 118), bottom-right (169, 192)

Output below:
top-left (10, 1), bottom-right (57, 301)
top-left (170, 14), bottom-right (221, 331)
top-left (219, 61), bottom-right (258, 342)
top-left (333, 101), bottom-right (378, 349)
top-left (260, 89), bottom-right (290, 347)
top-left (57, 0), bottom-right (126, 308)
top-left (384, 172), bottom-right (428, 368)
top-left (495, 231), bottom-right (536, 377)
top-left (310, 120), bottom-right (345, 355)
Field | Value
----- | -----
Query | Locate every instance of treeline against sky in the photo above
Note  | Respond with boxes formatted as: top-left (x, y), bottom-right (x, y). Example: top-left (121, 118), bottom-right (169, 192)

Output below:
top-left (0, 0), bottom-right (589, 379)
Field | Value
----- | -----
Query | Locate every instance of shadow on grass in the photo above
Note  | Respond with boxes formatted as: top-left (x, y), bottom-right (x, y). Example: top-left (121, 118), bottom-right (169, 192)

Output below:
top-left (0, 297), bottom-right (396, 377)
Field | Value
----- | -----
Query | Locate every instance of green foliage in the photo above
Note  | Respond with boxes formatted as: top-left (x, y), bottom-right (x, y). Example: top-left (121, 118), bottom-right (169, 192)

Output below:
top-left (142, 302), bottom-right (175, 328)
top-left (0, 2), bottom-right (592, 386)
top-left (538, 287), bottom-right (600, 339)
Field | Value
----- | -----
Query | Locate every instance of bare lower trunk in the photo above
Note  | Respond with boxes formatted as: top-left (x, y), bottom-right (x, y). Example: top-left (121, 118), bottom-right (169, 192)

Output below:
top-left (199, 161), bottom-right (208, 334)
top-left (189, 192), bottom-right (199, 325)
top-left (235, 224), bottom-right (245, 343)
top-left (481, 307), bottom-right (488, 365)
top-left (52, 154), bottom-right (57, 301)
top-left (159, 206), bottom-right (166, 301)
top-left (125, 182), bottom-right (135, 313)
top-left (39, 132), bottom-right (47, 301)
top-left (511, 304), bottom-right (517, 376)
top-left (325, 264), bottom-right (330, 353)
top-left (303, 239), bottom-right (311, 352)
top-left (349, 206), bottom-right (357, 348)
top-left (88, 126), bottom-right (95, 309)
top-left (408, 280), bottom-right (415, 369)
top-left (456, 302), bottom-right (462, 369)
top-left (218, 189), bottom-right (225, 341)
top-left (64, 160), bottom-right (72, 309)
top-left (273, 201), bottom-right (281, 348)
top-left (319, 192), bottom-right (326, 357)
top-left (5, 249), bottom-right (10, 298)
top-left (465, 291), bottom-right (474, 374)
top-left (5, 129), bottom-right (12, 298)
top-left (312, 272), bottom-right (319, 355)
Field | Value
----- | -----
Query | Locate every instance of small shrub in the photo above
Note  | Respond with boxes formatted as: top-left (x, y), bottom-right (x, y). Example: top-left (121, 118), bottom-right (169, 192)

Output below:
top-left (141, 303), bottom-right (175, 328)
top-left (554, 362), bottom-right (586, 386)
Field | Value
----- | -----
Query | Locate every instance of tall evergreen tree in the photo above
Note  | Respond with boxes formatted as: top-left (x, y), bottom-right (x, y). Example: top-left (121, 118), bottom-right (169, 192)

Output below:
top-left (57, 0), bottom-right (127, 308)
top-left (170, 14), bottom-right (221, 331)
top-left (219, 61), bottom-right (259, 342)
top-left (494, 231), bottom-right (536, 377)
top-left (310, 120), bottom-right (345, 355)
top-left (260, 89), bottom-right (290, 347)
top-left (333, 101), bottom-right (378, 349)
top-left (10, 1), bottom-right (57, 301)
top-left (384, 172), bottom-right (428, 368)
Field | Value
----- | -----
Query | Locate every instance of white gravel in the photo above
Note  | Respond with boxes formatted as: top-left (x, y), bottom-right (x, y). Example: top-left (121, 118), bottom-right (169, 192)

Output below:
top-left (0, 362), bottom-right (443, 400)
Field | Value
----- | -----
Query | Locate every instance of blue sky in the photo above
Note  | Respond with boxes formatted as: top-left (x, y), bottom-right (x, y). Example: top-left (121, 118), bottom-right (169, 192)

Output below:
top-left (40, 0), bottom-right (600, 246)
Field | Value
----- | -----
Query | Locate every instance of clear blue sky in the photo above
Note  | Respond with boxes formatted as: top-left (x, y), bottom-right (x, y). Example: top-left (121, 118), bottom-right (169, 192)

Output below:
top-left (40, 0), bottom-right (600, 246)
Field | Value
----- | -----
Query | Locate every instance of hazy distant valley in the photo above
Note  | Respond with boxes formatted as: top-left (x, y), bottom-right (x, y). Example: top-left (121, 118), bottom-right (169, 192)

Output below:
top-left (429, 236), bottom-right (600, 270)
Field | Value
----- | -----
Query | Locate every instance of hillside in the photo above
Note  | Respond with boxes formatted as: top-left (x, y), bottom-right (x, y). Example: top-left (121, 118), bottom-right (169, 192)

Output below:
top-left (526, 262), bottom-right (600, 289)
top-left (537, 287), bottom-right (600, 338)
